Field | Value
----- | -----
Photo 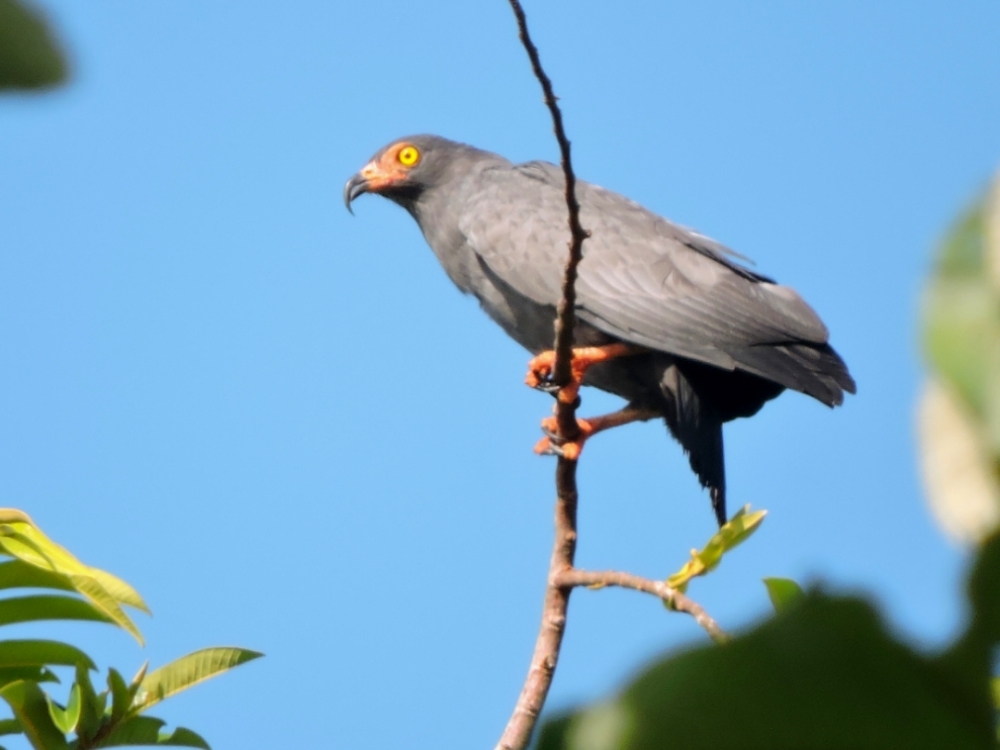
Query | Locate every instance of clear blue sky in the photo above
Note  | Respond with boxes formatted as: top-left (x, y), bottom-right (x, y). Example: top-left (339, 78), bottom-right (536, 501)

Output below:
top-left (2, 2), bottom-right (1000, 748)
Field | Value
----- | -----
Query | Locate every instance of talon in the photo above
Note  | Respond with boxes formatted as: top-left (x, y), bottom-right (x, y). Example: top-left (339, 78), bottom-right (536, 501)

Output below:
top-left (532, 407), bottom-right (658, 461)
top-left (533, 435), bottom-right (564, 457)
top-left (533, 435), bottom-right (582, 460)
top-left (525, 351), bottom-right (556, 390)
top-left (525, 344), bottom-right (642, 402)
top-left (533, 416), bottom-right (594, 461)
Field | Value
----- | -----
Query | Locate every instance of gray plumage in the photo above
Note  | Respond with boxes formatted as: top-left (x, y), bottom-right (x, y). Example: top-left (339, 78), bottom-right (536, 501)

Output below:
top-left (345, 135), bottom-right (855, 525)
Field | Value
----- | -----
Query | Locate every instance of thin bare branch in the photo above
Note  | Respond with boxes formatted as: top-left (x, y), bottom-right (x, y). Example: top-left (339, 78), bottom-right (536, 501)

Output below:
top-left (495, 460), bottom-right (578, 750)
top-left (496, 3), bottom-right (724, 749)
top-left (496, 3), bottom-right (586, 749)
top-left (506, 0), bottom-right (589, 442)
top-left (556, 569), bottom-right (728, 644)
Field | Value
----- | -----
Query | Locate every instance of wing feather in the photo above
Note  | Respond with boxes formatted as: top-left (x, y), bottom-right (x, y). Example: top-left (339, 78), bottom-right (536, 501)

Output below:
top-left (458, 161), bottom-right (853, 401)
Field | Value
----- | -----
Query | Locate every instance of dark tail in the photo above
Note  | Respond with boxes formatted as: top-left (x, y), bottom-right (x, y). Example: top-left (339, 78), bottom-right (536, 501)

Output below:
top-left (657, 363), bottom-right (728, 527)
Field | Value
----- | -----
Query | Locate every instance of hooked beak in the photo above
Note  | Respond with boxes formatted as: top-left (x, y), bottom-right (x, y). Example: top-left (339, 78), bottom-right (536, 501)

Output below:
top-left (343, 172), bottom-right (369, 215)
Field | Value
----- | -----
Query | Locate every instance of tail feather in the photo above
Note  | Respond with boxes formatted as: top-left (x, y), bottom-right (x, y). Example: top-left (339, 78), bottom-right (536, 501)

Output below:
top-left (728, 342), bottom-right (855, 407)
top-left (657, 364), bottom-right (728, 527)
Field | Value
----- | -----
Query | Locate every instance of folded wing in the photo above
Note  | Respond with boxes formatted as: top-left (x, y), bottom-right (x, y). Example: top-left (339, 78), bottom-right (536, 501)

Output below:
top-left (458, 161), bottom-right (855, 406)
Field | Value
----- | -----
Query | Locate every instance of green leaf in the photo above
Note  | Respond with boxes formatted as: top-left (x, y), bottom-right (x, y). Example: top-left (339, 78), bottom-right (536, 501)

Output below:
top-left (0, 595), bottom-right (113, 628)
top-left (0, 666), bottom-right (58, 689)
top-left (763, 577), bottom-right (804, 613)
top-left (541, 594), bottom-right (994, 750)
top-left (157, 727), bottom-right (210, 749)
top-left (0, 532), bottom-right (53, 570)
top-left (0, 521), bottom-right (88, 578)
top-left (98, 715), bottom-right (165, 747)
top-left (67, 575), bottom-right (144, 645)
top-left (0, 511), bottom-right (31, 525)
top-left (0, 561), bottom-right (74, 593)
top-left (0, 519), bottom-right (146, 643)
top-left (84, 571), bottom-right (149, 615)
top-left (128, 662), bottom-right (149, 706)
top-left (0, 640), bottom-right (94, 670)
top-left (922, 179), bottom-right (1000, 458)
top-left (132, 648), bottom-right (263, 713)
top-left (0, 680), bottom-right (68, 750)
top-left (108, 668), bottom-right (130, 722)
top-left (74, 664), bottom-right (105, 745)
top-left (0, 0), bottom-right (66, 91)
top-left (0, 516), bottom-right (148, 610)
top-left (534, 713), bottom-right (573, 750)
top-left (45, 684), bottom-right (80, 735)
top-left (666, 505), bottom-right (767, 593)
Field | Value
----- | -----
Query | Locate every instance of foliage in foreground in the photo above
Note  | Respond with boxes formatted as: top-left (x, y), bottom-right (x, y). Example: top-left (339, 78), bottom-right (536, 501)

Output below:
top-left (0, 509), bottom-right (260, 750)
top-left (537, 532), bottom-right (1000, 750)
top-left (0, 0), bottom-right (66, 91)
top-left (920, 172), bottom-right (1000, 542)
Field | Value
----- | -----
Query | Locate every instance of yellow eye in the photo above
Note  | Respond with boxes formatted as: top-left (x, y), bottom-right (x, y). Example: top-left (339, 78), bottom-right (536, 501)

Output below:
top-left (398, 146), bottom-right (420, 166)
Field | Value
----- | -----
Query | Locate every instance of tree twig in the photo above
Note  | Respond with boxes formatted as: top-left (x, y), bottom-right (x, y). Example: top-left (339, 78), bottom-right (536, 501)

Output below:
top-left (495, 5), bottom-right (586, 749)
top-left (496, 3), bottom-right (723, 748)
top-left (506, 0), bottom-right (589, 442)
top-left (556, 569), bottom-right (728, 644)
top-left (495, 459), bottom-right (578, 750)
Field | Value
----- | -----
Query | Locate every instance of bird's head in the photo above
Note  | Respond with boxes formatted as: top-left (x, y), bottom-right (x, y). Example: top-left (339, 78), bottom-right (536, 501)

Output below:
top-left (343, 135), bottom-right (450, 214)
top-left (344, 135), bottom-right (502, 215)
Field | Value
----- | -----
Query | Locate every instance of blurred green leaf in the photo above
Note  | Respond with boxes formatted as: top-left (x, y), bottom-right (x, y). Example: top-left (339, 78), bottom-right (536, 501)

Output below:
top-left (535, 714), bottom-right (573, 750)
top-left (132, 648), bottom-right (262, 714)
top-left (0, 719), bottom-right (20, 737)
top-left (45, 683), bottom-right (80, 735)
top-left (965, 530), bottom-right (1000, 644)
top-left (763, 577), bottom-right (804, 613)
top-left (541, 533), bottom-right (1000, 750)
top-left (0, 680), bottom-right (68, 750)
top-left (918, 379), bottom-right (1000, 544)
top-left (0, 640), bottom-right (94, 670)
top-left (541, 594), bottom-right (992, 750)
top-left (0, 667), bottom-right (57, 689)
top-left (666, 506), bottom-right (766, 593)
top-left (922, 177), bottom-right (1000, 474)
top-left (0, 0), bottom-right (66, 91)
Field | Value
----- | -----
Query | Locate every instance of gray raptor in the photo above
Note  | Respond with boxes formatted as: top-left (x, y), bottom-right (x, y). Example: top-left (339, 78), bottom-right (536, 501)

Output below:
top-left (345, 135), bottom-right (855, 526)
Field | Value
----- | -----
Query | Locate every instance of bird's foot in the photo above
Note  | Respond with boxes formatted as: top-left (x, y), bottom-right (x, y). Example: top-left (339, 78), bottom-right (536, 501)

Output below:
top-left (525, 343), bottom-right (642, 404)
top-left (533, 416), bottom-right (595, 461)
top-left (532, 406), bottom-right (660, 461)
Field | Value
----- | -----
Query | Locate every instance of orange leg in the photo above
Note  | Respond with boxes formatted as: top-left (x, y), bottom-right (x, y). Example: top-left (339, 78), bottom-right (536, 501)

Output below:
top-left (534, 406), bottom-right (659, 461)
top-left (525, 343), bottom-right (644, 404)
